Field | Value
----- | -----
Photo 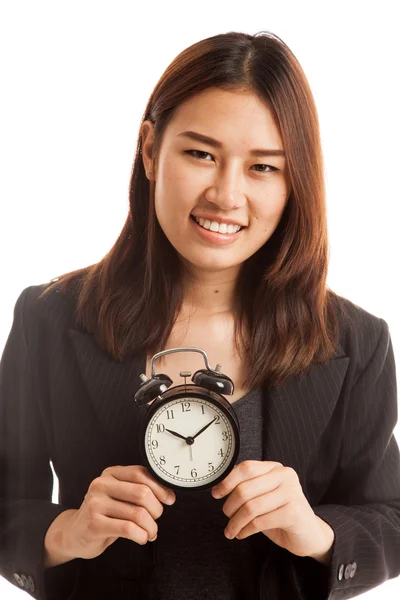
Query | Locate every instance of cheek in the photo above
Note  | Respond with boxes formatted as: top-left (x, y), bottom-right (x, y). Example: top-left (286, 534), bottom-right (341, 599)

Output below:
top-left (155, 162), bottom-right (194, 220)
top-left (251, 193), bottom-right (288, 237)
top-left (255, 198), bottom-right (287, 225)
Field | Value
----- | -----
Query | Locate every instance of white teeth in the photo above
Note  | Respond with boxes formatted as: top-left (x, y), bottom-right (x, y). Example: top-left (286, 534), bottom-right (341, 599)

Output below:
top-left (193, 216), bottom-right (241, 234)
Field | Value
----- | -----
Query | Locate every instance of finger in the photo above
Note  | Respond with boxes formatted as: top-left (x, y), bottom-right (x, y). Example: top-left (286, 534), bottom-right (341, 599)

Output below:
top-left (107, 465), bottom-right (175, 505)
top-left (106, 479), bottom-right (165, 521)
top-left (235, 503), bottom-right (289, 540)
top-left (102, 496), bottom-right (159, 542)
top-left (212, 460), bottom-right (282, 499)
top-left (92, 511), bottom-right (154, 546)
top-left (222, 471), bottom-right (282, 518)
top-left (224, 486), bottom-right (287, 539)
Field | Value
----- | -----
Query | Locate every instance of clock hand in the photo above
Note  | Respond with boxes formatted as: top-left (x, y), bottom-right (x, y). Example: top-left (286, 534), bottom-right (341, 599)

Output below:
top-left (165, 428), bottom-right (187, 441)
top-left (165, 428), bottom-right (197, 454)
top-left (192, 417), bottom-right (217, 440)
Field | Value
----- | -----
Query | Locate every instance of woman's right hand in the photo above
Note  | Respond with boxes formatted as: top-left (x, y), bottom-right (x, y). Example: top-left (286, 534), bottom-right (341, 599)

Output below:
top-left (62, 465), bottom-right (176, 560)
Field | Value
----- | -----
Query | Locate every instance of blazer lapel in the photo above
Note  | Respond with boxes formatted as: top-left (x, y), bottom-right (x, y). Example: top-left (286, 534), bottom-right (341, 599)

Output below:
top-left (68, 328), bottom-right (148, 465)
top-left (262, 345), bottom-right (350, 485)
top-left (68, 328), bottom-right (350, 480)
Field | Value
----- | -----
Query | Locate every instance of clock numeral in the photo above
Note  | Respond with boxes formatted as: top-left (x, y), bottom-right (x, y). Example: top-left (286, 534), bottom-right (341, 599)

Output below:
top-left (151, 440), bottom-right (159, 449)
top-left (166, 409), bottom-right (175, 420)
top-left (214, 415), bottom-right (220, 425)
top-left (174, 465), bottom-right (180, 475)
top-left (217, 448), bottom-right (224, 457)
top-left (159, 456), bottom-right (166, 465)
top-left (222, 430), bottom-right (228, 441)
top-left (201, 405), bottom-right (205, 415)
top-left (181, 402), bottom-right (191, 412)
top-left (208, 462), bottom-right (215, 472)
top-left (191, 468), bottom-right (198, 478)
top-left (156, 424), bottom-right (165, 433)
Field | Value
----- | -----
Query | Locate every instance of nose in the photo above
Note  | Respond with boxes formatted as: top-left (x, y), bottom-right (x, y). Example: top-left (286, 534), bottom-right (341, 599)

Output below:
top-left (204, 165), bottom-right (246, 210)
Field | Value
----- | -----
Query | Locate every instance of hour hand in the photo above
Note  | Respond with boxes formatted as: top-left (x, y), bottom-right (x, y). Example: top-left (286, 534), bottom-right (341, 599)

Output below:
top-left (165, 428), bottom-right (187, 441)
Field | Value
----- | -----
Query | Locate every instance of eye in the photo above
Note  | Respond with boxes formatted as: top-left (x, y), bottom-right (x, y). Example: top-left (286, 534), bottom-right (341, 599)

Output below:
top-left (184, 150), bottom-right (278, 173)
top-left (185, 150), bottom-right (213, 161)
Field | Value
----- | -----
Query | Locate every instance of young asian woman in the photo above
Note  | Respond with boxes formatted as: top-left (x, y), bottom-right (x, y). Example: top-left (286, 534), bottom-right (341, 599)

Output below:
top-left (1, 30), bottom-right (400, 600)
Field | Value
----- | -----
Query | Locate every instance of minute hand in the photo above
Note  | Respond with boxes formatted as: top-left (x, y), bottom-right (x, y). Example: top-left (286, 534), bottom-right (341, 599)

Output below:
top-left (192, 417), bottom-right (217, 440)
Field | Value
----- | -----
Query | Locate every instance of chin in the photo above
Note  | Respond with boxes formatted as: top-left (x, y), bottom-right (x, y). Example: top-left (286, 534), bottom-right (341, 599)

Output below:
top-left (178, 251), bottom-right (243, 272)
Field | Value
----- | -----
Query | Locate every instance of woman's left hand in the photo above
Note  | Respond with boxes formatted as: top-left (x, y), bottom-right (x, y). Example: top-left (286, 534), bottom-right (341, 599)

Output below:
top-left (211, 460), bottom-right (333, 560)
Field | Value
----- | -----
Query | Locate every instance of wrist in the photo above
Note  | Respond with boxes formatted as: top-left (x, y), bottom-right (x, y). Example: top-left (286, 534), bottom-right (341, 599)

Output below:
top-left (44, 509), bottom-right (78, 568)
top-left (308, 516), bottom-right (335, 566)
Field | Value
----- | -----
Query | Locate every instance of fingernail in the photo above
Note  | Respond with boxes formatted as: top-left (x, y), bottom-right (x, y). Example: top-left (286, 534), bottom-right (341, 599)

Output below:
top-left (165, 494), bottom-right (176, 505)
top-left (212, 489), bottom-right (222, 499)
top-left (225, 529), bottom-right (233, 539)
top-left (149, 535), bottom-right (158, 542)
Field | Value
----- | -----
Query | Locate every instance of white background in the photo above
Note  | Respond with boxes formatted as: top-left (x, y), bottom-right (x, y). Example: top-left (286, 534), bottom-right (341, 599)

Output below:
top-left (1, 0), bottom-right (399, 597)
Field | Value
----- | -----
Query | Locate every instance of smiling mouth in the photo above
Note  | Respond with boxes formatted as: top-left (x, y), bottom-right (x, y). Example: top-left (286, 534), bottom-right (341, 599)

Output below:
top-left (189, 214), bottom-right (245, 234)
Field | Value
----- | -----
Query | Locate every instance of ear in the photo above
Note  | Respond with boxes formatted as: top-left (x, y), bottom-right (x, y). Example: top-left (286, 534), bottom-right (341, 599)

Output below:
top-left (140, 120), bottom-right (155, 181)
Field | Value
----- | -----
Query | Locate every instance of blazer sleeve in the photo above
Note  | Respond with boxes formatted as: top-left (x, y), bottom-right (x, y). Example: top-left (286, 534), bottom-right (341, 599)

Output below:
top-left (288, 317), bottom-right (400, 600)
top-left (0, 287), bottom-right (84, 600)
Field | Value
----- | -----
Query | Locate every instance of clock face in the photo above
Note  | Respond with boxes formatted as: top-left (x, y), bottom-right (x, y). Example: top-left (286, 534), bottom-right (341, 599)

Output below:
top-left (144, 395), bottom-right (238, 489)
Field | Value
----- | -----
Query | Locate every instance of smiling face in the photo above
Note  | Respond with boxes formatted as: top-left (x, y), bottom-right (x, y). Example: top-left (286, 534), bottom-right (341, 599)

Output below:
top-left (141, 87), bottom-right (291, 277)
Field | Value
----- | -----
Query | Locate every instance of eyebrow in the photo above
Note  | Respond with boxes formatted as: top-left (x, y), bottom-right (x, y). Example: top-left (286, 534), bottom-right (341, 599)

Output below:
top-left (176, 130), bottom-right (285, 157)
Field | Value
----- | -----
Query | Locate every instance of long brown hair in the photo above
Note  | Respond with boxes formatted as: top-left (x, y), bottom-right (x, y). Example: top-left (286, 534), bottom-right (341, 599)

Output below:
top-left (39, 30), bottom-right (350, 390)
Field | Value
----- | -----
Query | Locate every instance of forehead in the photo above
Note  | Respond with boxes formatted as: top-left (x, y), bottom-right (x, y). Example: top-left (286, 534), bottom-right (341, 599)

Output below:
top-left (166, 88), bottom-right (283, 148)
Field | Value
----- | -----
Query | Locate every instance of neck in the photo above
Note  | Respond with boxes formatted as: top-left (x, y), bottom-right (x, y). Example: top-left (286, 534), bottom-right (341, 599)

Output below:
top-left (179, 263), bottom-right (241, 318)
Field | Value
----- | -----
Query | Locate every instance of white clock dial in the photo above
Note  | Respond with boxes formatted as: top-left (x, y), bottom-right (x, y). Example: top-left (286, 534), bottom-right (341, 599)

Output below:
top-left (145, 396), bottom-right (237, 488)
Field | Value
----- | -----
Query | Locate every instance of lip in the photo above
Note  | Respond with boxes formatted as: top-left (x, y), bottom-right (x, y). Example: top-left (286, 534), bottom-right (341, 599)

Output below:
top-left (190, 213), bottom-right (246, 227)
top-left (189, 215), bottom-right (244, 245)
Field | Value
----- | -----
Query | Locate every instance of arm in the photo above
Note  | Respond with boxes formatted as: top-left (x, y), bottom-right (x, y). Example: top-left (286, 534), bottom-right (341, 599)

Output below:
top-left (0, 287), bottom-right (83, 599)
top-left (308, 516), bottom-right (335, 566)
top-left (289, 318), bottom-right (400, 599)
top-left (44, 509), bottom-right (79, 568)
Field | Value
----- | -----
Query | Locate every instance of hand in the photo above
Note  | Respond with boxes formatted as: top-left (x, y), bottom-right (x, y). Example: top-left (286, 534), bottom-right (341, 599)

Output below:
top-left (63, 465), bottom-right (176, 560)
top-left (211, 460), bottom-right (334, 560)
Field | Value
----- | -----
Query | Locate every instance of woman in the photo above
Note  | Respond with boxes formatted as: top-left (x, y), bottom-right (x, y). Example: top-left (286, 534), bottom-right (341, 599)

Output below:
top-left (1, 30), bottom-right (399, 600)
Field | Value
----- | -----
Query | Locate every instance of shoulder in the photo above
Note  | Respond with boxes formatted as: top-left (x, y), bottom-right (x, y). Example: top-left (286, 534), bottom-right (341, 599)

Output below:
top-left (332, 292), bottom-right (391, 378)
top-left (334, 292), bottom-right (388, 343)
top-left (14, 278), bottom-right (82, 337)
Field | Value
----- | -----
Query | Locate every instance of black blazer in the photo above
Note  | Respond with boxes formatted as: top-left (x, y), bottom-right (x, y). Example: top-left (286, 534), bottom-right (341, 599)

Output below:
top-left (1, 283), bottom-right (400, 600)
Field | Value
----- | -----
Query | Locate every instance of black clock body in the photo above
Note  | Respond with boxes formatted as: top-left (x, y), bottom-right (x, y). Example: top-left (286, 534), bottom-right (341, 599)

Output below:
top-left (138, 383), bottom-right (241, 492)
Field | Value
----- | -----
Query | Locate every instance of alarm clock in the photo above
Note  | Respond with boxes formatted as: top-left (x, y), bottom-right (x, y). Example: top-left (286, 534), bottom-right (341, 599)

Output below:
top-left (134, 347), bottom-right (240, 491)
